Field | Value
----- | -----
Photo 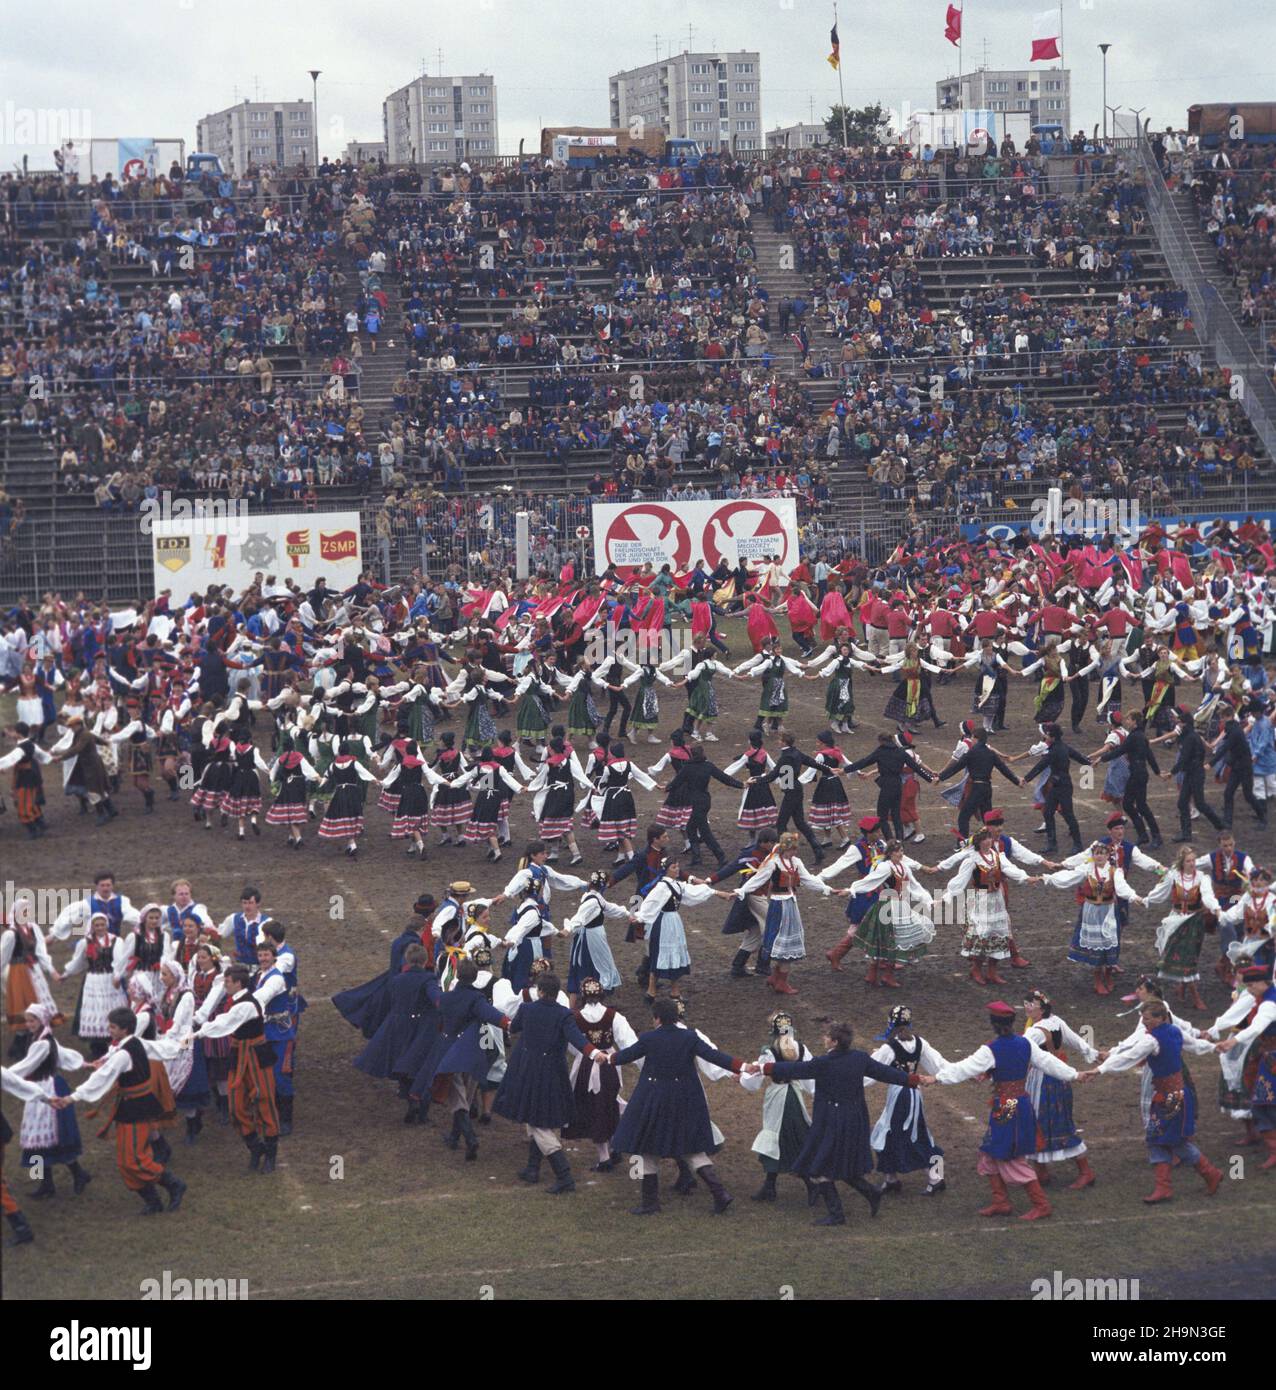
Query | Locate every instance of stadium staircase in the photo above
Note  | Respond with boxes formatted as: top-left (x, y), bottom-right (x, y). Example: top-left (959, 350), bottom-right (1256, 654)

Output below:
top-left (1171, 184), bottom-right (1271, 363)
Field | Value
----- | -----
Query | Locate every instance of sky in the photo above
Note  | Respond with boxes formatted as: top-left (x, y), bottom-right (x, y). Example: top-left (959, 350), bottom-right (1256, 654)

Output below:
top-left (3, 0), bottom-right (1274, 168)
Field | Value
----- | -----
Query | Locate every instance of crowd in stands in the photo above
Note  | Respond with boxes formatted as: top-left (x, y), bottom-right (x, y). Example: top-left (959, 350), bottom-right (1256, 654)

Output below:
top-left (1167, 138), bottom-right (1276, 338)
top-left (0, 135), bottom-right (1269, 563)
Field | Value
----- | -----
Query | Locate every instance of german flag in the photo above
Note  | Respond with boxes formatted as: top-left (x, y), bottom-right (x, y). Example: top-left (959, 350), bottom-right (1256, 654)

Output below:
top-left (827, 22), bottom-right (841, 69)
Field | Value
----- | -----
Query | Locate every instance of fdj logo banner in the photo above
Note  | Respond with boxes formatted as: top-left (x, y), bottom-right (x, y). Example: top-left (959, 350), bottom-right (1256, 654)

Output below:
top-left (591, 498), bottom-right (799, 578)
top-left (155, 536), bottom-right (190, 573)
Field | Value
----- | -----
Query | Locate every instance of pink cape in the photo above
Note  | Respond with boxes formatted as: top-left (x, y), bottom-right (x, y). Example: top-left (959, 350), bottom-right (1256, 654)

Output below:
top-left (632, 596), bottom-right (665, 631)
top-left (746, 603), bottom-right (779, 651)
top-left (819, 591), bottom-right (853, 641)
top-left (786, 590), bottom-right (819, 633)
top-left (573, 594), bottom-right (605, 628)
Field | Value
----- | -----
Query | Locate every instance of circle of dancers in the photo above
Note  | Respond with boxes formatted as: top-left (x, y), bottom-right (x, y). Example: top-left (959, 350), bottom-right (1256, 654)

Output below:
top-left (4, 526), bottom-right (1276, 1237)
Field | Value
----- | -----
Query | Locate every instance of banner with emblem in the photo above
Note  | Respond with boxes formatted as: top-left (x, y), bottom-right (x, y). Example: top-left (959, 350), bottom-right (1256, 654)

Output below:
top-left (151, 510), bottom-right (362, 602)
top-left (591, 497), bottom-right (800, 579)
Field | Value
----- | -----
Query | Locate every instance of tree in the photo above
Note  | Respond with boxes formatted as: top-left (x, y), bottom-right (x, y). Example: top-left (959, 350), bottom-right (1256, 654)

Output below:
top-left (824, 103), bottom-right (890, 148)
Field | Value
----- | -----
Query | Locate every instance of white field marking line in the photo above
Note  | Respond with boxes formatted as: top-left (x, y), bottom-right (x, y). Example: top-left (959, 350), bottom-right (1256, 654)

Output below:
top-left (252, 1200), bottom-right (1276, 1297)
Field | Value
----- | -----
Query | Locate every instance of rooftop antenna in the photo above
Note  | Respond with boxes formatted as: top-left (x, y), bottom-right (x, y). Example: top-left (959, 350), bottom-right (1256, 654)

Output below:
top-left (653, 32), bottom-right (661, 62)
top-left (687, 22), bottom-right (695, 54)
top-left (436, 46), bottom-right (444, 76)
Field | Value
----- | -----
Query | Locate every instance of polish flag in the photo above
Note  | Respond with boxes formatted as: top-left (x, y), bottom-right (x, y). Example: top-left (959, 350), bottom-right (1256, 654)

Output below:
top-left (1030, 11), bottom-right (1061, 61)
top-left (944, 3), bottom-right (962, 46)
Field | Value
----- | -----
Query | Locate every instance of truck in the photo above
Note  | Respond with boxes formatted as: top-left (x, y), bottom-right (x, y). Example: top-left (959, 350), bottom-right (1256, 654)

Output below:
top-left (75, 138), bottom-right (187, 181)
top-left (1187, 103), bottom-right (1276, 147)
top-left (540, 126), bottom-right (704, 168)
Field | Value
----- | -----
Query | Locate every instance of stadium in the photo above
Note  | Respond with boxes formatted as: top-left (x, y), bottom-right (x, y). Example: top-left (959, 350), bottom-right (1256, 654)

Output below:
top-left (1, 0), bottom-right (1274, 1343)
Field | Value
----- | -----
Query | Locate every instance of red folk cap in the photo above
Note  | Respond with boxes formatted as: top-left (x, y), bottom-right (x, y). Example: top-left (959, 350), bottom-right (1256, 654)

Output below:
top-left (987, 1001), bottom-right (1017, 1019)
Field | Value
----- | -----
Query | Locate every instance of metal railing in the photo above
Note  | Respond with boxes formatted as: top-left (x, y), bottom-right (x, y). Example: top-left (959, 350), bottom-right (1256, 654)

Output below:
top-left (1137, 134), bottom-right (1276, 463)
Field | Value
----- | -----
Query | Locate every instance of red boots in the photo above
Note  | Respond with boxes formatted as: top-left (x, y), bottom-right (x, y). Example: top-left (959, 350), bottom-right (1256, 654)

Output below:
top-left (863, 961), bottom-right (878, 985)
top-left (979, 1174), bottom-right (1013, 1216)
top-left (879, 963), bottom-right (901, 989)
top-left (1143, 1162), bottom-right (1174, 1204)
top-left (1093, 967), bottom-right (1111, 996)
top-left (826, 933), bottom-right (854, 972)
top-left (1261, 1132), bottom-right (1276, 1171)
top-left (969, 959), bottom-right (987, 985)
top-left (1008, 937), bottom-right (1031, 968)
top-left (1068, 1156), bottom-right (1096, 1190)
top-left (767, 965), bottom-right (798, 996)
top-left (1020, 1179), bottom-right (1053, 1220)
top-left (1196, 1156), bottom-right (1223, 1193)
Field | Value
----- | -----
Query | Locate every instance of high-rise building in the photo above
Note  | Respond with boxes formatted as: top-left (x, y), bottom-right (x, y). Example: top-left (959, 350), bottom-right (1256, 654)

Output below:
top-left (609, 51), bottom-right (762, 153)
top-left (383, 74), bottom-right (499, 164)
top-left (935, 67), bottom-right (1070, 132)
top-left (195, 100), bottom-right (315, 175)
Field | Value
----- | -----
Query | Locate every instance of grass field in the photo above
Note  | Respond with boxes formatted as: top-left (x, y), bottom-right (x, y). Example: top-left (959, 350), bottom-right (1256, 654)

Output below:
top-left (3, 617), bottom-right (1275, 1301)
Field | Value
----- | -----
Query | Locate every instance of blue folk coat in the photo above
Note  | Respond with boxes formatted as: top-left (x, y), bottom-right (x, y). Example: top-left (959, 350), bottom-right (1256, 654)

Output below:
top-left (610, 1024), bottom-right (738, 1157)
top-left (493, 997), bottom-right (593, 1128)
top-left (769, 1048), bottom-right (913, 1181)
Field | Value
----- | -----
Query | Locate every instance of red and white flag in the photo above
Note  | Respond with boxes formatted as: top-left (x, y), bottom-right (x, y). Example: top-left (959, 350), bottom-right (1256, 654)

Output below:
top-left (1030, 10), bottom-right (1060, 61)
top-left (944, 3), bottom-right (962, 46)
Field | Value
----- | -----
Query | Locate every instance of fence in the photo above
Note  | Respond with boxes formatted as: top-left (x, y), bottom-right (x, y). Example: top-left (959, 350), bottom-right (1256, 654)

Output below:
top-left (0, 486), bottom-right (824, 606)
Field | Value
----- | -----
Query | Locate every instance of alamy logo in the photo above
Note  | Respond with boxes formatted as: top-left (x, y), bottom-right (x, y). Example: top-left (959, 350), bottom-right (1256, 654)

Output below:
top-left (139, 491), bottom-right (249, 538)
top-left (1030, 494), bottom-right (1140, 539)
top-left (1029, 1271), bottom-right (1141, 1300)
top-left (583, 621), bottom-right (693, 668)
top-left (140, 1269), bottom-right (249, 1300)
top-left (49, 1323), bottom-right (151, 1370)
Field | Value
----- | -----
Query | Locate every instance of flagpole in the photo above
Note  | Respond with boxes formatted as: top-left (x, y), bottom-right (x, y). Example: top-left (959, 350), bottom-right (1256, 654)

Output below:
top-left (836, 3), bottom-right (847, 147)
top-left (958, 1), bottom-right (964, 111)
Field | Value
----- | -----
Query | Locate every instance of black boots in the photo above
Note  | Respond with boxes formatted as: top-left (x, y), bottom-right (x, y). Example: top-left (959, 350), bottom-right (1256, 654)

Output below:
top-left (546, 1150), bottom-right (575, 1195)
top-left (278, 1095), bottom-right (294, 1136)
top-left (631, 1174), bottom-right (661, 1215)
top-left (215, 1093), bottom-right (230, 1125)
top-left (813, 1182), bottom-right (846, 1226)
top-left (260, 1138), bottom-right (278, 1174)
top-left (138, 1183), bottom-right (165, 1216)
top-left (151, 1134), bottom-right (172, 1166)
top-left (729, 950), bottom-right (751, 978)
top-left (672, 1159), bottom-right (698, 1194)
top-left (185, 1114), bottom-right (202, 1145)
top-left (157, 1170), bottom-right (187, 1210)
top-left (70, 1163), bottom-right (91, 1195)
top-left (752, 1170), bottom-right (778, 1202)
top-left (697, 1163), bottom-right (733, 1214)
top-left (31, 1173), bottom-right (55, 1200)
top-left (246, 1136), bottom-right (263, 1170)
top-left (6, 1210), bottom-right (34, 1245)
top-left (450, 1112), bottom-right (479, 1160)
top-left (850, 1175), bottom-right (883, 1217)
top-left (517, 1140), bottom-right (543, 1184)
